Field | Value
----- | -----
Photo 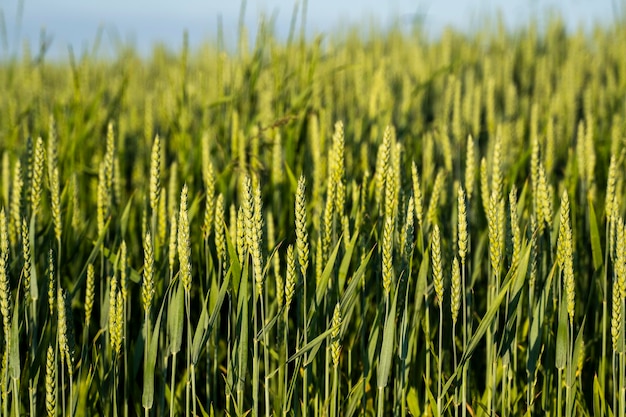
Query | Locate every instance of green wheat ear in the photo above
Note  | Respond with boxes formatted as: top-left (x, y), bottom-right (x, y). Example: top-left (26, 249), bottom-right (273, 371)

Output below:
top-left (322, 187), bottom-right (334, 265)
top-left (85, 264), bottom-right (95, 326)
top-left (242, 174), bottom-right (264, 296)
top-left (295, 175), bottom-right (309, 280)
top-left (168, 162), bottom-right (179, 219)
top-left (104, 122), bottom-right (115, 191)
top-left (509, 186), bottom-right (521, 270)
top-left (536, 162), bottom-right (553, 232)
top-left (558, 190), bottom-right (575, 323)
top-left (202, 160), bottom-right (215, 239)
top-left (48, 119), bottom-right (62, 244)
top-left (331, 121), bottom-right (346, 215)
top-left (490, 132), bottom-right (503, 203)
top-left (465, 135), bottom-right (476, 201)
top-left (251, 177), bottom-right (264, 296)
top-left (0, 209), bottom-right (10, 338)
top-left (178, 184), bottom-right (192, 292)
top-left (70, 174), bottom-right (82, 231)
top-left (618, 220), bottom-right (626, 300)
top-left (427, 170), bottom-right (446, 229)
top-left (457, 185), bottom-right (468, 264)
top-left (480, 157), bottom-right (490, 215)
top-left (47, 249), bottom-right (55, 316)
top-left (97, 162), bottom-right (108, 237)
top-left (109, 271), bottom-right (119, 354)
top-left (381, 213), bottom-right (394, 297)
top-left (45, 345), bottom-right (56, 417)
top-left (431, 224), bottom-right (444, 306)
top-left (214, 193), bottom-right (226, 265)
top-left (142, 232), bottom-right (155, 315)
top-left (487, 192), bottom-right (502, 276)
top-left (119, 240), bottom-right (128, 300)
top-left (236, 205), bottom-right (246, 263)
top-left (612, 269), bottom-right (621, 352)
top-left (57, 288), bottom-right (75, 371)
top-left (402, 196), bottom-right (415, 259)
top-left (331, 303), bottom-right (343, 368)
top-left (451, 257), bottom-right (461, 324)
top-left (30, 137), bottom-right (45, 217)
top-left (149, 135), bottom-right (161, 213)
top-left (21, 219), bottom-right (31, 305)
top-left (115, 291), bottom-right (124, 355)
top-left (284, 244), bottom-right (296, 313)
top-left (168, 211), bottom-right (178, 275)
top-left (411, 161), bottom-right (424, 230)
top-left (9, 159), bottom-right (22, 247)
top-left (2, 150), bottom-right (10, 198)
top-left (606, 153), bottom-right (618, 218)
top-left (375, 126), bottom-right (392, 211)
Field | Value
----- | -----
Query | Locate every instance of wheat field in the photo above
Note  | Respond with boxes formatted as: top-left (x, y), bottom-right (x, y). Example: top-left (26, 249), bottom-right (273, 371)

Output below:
top-left (0, 10), bottom-right (624, 417)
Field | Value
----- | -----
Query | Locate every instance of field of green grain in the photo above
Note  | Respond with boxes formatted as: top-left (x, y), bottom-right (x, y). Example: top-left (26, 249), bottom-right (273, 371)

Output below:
top-left (0, 10), bottom-right (625, 417)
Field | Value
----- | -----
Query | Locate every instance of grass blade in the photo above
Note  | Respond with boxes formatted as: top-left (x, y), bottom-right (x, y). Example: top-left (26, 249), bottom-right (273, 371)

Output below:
top-left (588, 200), bottom-right (603, 271)
top-left (143, 291), bottom-right (168, 409)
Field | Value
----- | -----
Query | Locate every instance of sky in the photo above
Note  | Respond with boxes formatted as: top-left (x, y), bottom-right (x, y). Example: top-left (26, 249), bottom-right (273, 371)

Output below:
top-left (0, 0), bottom-right (621, 59)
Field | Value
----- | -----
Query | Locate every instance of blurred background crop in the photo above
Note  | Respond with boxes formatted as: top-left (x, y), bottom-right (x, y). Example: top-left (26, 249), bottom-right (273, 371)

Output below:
top-left (0, 0), bottom-right (621, 60)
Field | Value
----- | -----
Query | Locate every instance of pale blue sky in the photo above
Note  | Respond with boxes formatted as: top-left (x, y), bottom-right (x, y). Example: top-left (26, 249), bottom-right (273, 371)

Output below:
top-left (0, 0), bottom-right (620, 59)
